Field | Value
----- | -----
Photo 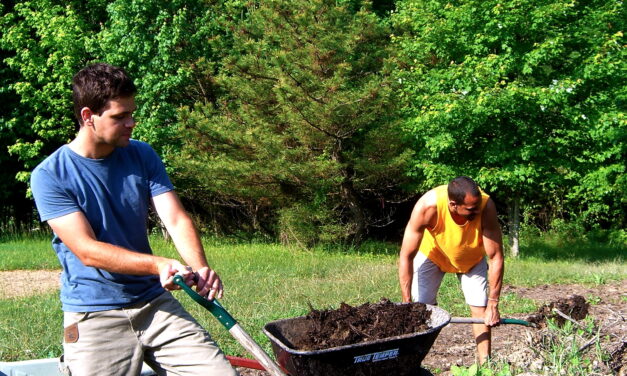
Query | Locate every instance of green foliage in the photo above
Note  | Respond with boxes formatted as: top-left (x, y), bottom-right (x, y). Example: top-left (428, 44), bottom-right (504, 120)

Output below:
top-left (450, 362), bottom-right (514, 376)
top-left (0, 0), bottom-right (234, 166)
top-left (518, 221), bottom-right (626, 262)
top-left (174, 0), bottom-right (412, 243)
top-left (0, 0), bottom-right (236, 225)
top-left (391, 0), bottom-right (626, 229)
top-left (277, 203), bottom-right (349, 248)
top-left (96, 0), bottom-right (238, 157)
top-left (532, 318), bottom-right (608, 375)
top-left (1, 0), bottom-right (624, 241)
top-left (0, 0), bottom-right (106, 175)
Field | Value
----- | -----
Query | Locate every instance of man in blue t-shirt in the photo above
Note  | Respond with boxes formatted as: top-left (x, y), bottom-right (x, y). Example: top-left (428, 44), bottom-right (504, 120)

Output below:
top-left (31, 63), bottom-right (238, 376)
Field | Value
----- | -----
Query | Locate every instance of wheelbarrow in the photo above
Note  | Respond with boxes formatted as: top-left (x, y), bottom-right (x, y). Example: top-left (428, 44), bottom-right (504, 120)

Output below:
top-left (262, 307), bottom-right (533, 376)
top-left (174, 276), bottom-right (532, 376)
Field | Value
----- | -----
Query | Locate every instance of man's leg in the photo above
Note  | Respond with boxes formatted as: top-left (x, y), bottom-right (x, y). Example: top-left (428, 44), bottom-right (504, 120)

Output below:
top-left (134, 291), bottom-right (238, 376)
top-left (468, 305), bottom-right (490, 363)
top-left (458, 258), bottom-right (490, 363)
top-left (62, 310), bottom-right (145, 376)
top-left (412, 252), bottom-right (445, 304)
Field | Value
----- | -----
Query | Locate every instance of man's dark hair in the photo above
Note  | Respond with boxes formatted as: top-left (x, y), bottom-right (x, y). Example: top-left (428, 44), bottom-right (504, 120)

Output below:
top-left (72, 63), bottom-right (136, 126)
top-left (448, 176), bottom-right (481, 203)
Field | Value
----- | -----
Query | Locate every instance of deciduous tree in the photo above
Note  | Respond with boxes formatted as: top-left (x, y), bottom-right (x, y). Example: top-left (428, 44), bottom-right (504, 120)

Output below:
top-left (391, 0), bottom-right (625, 254)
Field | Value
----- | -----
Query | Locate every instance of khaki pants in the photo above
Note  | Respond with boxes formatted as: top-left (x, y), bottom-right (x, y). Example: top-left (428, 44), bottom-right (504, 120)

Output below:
top-left (62, 291), bottom-right (238, 376)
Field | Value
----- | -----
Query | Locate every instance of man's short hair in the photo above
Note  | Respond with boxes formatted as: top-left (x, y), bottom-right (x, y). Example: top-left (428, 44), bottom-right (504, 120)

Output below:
top-left (72, 63), bottom-right (136, 126)
top-left (448, 176), bottom-right (481, 203)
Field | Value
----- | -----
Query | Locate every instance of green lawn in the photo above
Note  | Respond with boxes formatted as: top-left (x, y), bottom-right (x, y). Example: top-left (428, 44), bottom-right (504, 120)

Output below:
top-left (0, 235), bottom-right (624, 362)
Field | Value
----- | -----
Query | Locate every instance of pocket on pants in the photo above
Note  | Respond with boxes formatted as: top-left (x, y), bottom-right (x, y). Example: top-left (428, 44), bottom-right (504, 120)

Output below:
top-left (63, 312), bottom-right (89, 344)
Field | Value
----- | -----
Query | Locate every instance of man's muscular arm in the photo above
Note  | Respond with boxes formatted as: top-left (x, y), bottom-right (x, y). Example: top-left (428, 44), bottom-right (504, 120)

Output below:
top-left (399, 191), bottom-right (437, 302)
top-left (152, 191), bottom-right (224, 300)
top-left (481, 198), bottom-right (504, 326)
top-left (47, 211), bottom-right (193, 290)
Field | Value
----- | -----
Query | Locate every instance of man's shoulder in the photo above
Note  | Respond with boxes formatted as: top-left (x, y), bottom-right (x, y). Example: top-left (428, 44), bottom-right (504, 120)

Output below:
top-left (123, 139), bottom-right (160, 159)
top-left (32, 145), bottom-right (69, 175)
top-left (128, 139), bottom-right (152, 149)
top-left (420, 185), bottom-right (446, 206)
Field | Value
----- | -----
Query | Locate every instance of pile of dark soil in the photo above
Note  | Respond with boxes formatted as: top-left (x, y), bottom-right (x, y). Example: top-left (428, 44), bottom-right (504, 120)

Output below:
top-left (292, 298), bottom-right (432, 351)
top-left (526, 294), bottom-right (589, 327)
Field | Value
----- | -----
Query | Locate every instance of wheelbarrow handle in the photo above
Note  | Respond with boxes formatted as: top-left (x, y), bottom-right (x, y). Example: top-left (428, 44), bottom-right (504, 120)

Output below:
top-left (173, 275), bottom-right (288, 376)
top-left (450, 317), bottom-right (536, 327)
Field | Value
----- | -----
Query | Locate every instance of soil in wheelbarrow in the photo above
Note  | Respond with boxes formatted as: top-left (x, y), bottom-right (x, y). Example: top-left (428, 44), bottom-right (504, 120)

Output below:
top-left (291, 298), bottom-right (432, 351)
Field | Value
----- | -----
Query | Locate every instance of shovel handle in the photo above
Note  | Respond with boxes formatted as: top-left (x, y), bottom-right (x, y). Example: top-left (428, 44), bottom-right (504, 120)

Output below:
top-left (172, 275), bottom-right (288, 376)
top-left (450, 317), bottom-right (535, 327)
top-left (173, 275), bottom-right (236, 329)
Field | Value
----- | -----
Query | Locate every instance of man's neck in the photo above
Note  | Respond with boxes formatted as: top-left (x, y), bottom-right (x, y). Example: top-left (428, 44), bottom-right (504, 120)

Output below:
top-left (68, 131), bottom-right (115, 159)
top-left (448, 205), bottom-right (468, 225)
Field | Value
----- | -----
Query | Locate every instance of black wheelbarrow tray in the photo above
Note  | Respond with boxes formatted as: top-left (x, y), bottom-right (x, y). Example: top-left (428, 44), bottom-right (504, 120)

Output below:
top-left (173, 277), bottom-right (532, 376)
top-left (262, 304), bottom-right (450, 376)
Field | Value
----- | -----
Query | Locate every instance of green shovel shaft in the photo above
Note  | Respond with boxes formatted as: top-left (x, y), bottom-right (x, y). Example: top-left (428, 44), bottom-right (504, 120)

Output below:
top-left (172, 275), bottom-right (236, 329)
top-left (172, 275), bottom-right (288, 376)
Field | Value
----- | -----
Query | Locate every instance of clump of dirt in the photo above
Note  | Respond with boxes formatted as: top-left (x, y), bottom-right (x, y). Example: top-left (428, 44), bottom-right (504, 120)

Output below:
top-left (293, 298), bottom-right (432, 351)
top-left (526, 294), bottom-right (589, 328)
top-left (608, 342), bottom-right (626, 375)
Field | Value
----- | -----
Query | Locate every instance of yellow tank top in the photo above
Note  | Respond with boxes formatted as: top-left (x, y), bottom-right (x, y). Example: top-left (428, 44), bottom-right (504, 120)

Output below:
top-left (418, 185), bottom-right (490, 273)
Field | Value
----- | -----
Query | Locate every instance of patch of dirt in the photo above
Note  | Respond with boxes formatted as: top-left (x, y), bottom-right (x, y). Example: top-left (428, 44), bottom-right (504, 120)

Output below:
top-left (526, 294), bottom-right (589, 327)
top-left (421, 280), bottom-right (626, 375)
top-left (294, 298), bottom-right (431, 350)
top-left (0, 270), bottom-right (61, 298)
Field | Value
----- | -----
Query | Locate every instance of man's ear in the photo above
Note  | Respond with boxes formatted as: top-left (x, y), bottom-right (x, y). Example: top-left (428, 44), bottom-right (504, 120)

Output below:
top-left (80, 107), bottom-right (94, 126)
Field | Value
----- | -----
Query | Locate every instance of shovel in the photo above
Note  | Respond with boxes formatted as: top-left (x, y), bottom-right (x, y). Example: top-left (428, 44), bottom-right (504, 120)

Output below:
top-left (172, 275), bottom-right (287, 376)
top-left (449, 317), bottom-right (535, 327)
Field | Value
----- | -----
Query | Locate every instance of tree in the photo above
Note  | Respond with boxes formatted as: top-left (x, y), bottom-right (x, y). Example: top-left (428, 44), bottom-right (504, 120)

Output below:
top-left (95, 0), bottom-right (236, 157)
top-left (391, 0), bottom-right (626, 255)
top-left (175, 0), bottom-right (412, 244)
top-left (0, 0), bottom-right (106, 230)
top-left (0, 0), bottom-right (233, 228)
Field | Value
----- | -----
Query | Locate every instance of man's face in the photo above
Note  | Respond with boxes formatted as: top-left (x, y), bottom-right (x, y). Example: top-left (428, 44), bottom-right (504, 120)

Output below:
top-left (451, 193), bottom-right (482, 221)
top-left (90, 96), bottom-right (136, 148)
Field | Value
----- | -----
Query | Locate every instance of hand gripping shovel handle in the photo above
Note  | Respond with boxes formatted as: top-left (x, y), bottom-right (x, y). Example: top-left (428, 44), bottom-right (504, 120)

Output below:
top-left (173, 275), bottom-right (287, 376)
top-left (450, 317), bottom-right (536, 327)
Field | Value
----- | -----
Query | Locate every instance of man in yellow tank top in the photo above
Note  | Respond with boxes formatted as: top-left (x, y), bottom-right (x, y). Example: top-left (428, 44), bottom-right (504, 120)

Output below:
top-left (398, 176), bottom-right (504, 364)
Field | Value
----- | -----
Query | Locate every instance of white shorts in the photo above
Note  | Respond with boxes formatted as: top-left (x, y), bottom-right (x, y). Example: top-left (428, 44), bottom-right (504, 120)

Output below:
top-left (411, 252), bottom-right (488, 307)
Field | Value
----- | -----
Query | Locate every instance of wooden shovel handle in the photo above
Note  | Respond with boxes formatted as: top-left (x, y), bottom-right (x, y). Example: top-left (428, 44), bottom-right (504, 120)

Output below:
top-left (449, 317), bottom-right (536, 327)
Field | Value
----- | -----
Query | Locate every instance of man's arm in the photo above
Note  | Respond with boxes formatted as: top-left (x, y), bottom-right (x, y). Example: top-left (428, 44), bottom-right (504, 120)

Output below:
top-left (152, 191), bottom-right (223, 300)
top-left (47, 211), bottom-right (193, 290)
top-left (399, 191), bottom-right (437, 302)
top-left (481, 198), bottom-right (504, 326)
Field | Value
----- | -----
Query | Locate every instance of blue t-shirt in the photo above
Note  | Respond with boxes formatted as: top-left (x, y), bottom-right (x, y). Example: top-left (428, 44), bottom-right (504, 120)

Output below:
top-left (31, 140), bottom-right (174, 312)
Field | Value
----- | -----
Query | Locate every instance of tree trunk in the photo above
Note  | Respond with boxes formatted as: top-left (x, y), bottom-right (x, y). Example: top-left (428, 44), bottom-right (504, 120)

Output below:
top-left (332, 141), bottom-right (367, 243)
top-left (508, 198), bottom-right (520, 257)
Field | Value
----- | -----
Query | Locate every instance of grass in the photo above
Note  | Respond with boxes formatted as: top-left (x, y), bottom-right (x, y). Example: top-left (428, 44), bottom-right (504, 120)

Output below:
top-left (0, 236), bottom-right (58, 270)
top-left (0, 234), bottom-right (624, 367)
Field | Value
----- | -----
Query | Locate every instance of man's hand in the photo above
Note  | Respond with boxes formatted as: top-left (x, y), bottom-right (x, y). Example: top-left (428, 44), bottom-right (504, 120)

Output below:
top-left (194, 266), bottom-right (224, 300)
top-left (158, 259), bottom-right (195, 290)
top-left (484, 300), bottom-right (501, 326)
